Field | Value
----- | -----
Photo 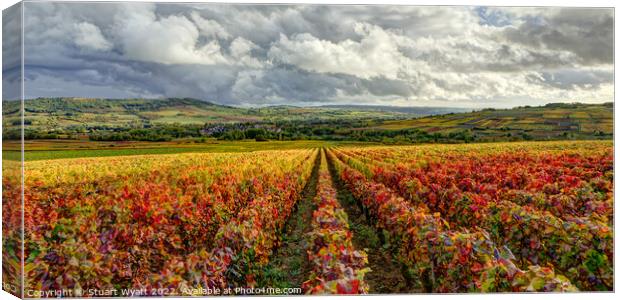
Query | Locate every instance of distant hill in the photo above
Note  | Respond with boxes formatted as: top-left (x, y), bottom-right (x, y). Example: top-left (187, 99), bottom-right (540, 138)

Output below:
top-left (366, 102), bottom-right (613, 141)
top-left (2, 98), bottom-right (613, 142)
top-left (319, 104), bottom-right (472, 115)
top-left (2, 98), bottom-right (260, 129)
top-left (2, 97), bottom-right (450, 131)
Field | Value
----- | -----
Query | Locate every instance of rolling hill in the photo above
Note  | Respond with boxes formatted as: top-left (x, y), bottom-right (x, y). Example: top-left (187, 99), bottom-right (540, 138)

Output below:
top-left (364, 102), bottom-right (613, 141)
top-left (2, 97), bottom-right (448, 131)
top-left (2, 98), bottom-right (613, 143)
top-left (2, 98), bottom-right (261, 129)
top-left (319, 104), bottom-right (472, 115)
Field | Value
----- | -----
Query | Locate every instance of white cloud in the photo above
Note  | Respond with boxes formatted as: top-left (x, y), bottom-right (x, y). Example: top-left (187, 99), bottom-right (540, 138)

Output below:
top-left (190, 12), bottom-right (231, 40)
top-left (109, 5), bottom-right (267, 68)
top-left (229, 37), bottom-right (264, 68)
top-left (74, 22), bottom-right (113, 51)
top-left (114, 5), bottom-right (229, 65)
top-left (268, 22), bottom-right (412, 80)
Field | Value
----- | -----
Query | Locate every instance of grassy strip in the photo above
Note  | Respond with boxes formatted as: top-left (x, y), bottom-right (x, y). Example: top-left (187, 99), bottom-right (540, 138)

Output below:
top-left (3, 140), bottom-right (378, 161)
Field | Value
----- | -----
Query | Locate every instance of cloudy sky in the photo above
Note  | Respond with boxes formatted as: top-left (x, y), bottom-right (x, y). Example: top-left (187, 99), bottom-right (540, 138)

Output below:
top-left (2, 2), bottom-right (614, 108)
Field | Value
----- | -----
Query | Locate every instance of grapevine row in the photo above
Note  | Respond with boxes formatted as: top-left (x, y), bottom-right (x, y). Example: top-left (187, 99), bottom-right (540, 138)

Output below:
top-left (337, 144), bottom-right (613, 222)
top-left (17, 150), bottom-right (316, 294)
top-left (147, 149), bottom-right (319, 294)
top-left (327, 148), bottom-right (577, 293)
top-left (302, 150), bottom-right (369, 294)
top-left (332, 147), bottom-right (612, 290)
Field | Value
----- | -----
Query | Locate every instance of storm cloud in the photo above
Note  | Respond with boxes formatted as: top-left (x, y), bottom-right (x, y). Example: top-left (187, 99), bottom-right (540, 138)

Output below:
top-left (3, 2), bottom-right (614, 108)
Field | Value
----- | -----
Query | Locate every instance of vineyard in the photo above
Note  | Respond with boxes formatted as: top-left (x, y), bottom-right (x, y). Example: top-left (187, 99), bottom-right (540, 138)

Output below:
top-left (1, 140), bottom-right (614, 295)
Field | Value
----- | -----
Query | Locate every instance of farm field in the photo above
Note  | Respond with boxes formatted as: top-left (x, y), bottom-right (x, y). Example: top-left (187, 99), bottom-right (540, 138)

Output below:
top-left (1, 140), bottom-right (613, 295)
top-left (2, 139), bottom-right (378, 161)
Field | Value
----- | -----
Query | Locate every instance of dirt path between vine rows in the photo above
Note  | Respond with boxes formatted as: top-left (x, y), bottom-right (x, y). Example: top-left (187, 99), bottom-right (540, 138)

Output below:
top-left (326, 153), bottom-right (421, 294)
top-left (257, 153), bottom-right (321, 291)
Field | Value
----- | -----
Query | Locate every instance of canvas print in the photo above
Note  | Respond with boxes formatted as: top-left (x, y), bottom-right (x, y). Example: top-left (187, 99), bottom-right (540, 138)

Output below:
top-left (1, 1), bottom-right (614, 297)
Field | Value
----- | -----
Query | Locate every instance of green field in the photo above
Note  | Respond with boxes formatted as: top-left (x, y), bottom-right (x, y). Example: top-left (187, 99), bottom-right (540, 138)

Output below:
top-left (2, 139), bottom-right (378, 161)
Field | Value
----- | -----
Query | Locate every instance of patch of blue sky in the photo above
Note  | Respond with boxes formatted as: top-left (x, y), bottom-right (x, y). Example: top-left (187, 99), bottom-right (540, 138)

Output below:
top-left (475, 7), bottom-right (513, 27)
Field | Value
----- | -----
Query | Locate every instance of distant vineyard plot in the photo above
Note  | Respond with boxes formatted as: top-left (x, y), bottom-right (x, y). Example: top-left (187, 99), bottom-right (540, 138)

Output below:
top-left (367, 103), bottom-right (613, 140)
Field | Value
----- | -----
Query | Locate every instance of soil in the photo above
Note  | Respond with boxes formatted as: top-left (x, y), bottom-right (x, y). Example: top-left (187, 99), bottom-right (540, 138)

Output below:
top-left (326, 154), bottom-right (423, 294)
top-left (256, 153), bottom-right (320, 291)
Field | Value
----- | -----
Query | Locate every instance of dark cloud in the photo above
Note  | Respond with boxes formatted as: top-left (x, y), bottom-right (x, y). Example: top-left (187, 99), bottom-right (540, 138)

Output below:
top-left (504, 8), bottom-right (613, 65)
top-left (4, 2), bottom-right (613, 107)
top-left (2, 3), bottom-right (22, 100)
top-left (361, 77), bottom-right (416, 97)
